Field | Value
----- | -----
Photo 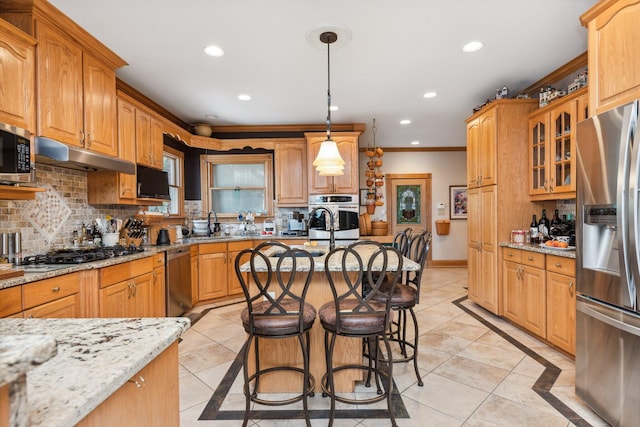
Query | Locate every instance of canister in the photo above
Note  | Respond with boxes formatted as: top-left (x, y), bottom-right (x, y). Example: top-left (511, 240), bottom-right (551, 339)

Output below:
top-left (511, 229), bottom-right (526, 245)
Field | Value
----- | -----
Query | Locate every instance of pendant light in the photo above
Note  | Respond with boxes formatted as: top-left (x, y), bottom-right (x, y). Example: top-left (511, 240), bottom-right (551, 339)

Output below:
top-left (312, 31), bottom-right (345, 176)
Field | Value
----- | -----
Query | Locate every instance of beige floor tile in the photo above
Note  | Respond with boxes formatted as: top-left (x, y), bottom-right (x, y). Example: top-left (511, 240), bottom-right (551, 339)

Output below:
top-left (433, 355), bottom-right (509, 393)
top-left (180, 340), bottom-right (237, 374)
top-left (179, 371), bottom-right (214, 413)
top-left (406, 373), bottom-right (489, 421)
top-left (464, 394), bottom-right (569, 427)
top-left (492, 372), bottom-right (562, 417)
top-left (430, 320), bottom-right (488, 342)
top-left (456, 341), bottom-right (525, 371)
top-left (551, 386), bottom-right (610, 426)
top-left (420, 330), bottom-right (473, 355)
top-left (512, 356), bottom-right (546, 380)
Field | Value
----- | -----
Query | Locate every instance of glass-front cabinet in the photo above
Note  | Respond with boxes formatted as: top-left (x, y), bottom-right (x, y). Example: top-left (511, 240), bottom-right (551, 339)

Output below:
top-left (528, 87), bottom-right (585, 200)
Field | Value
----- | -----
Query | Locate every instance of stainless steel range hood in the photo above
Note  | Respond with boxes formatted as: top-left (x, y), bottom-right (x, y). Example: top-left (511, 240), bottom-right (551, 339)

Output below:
top-left (35, 137), bottom-right (135, 174)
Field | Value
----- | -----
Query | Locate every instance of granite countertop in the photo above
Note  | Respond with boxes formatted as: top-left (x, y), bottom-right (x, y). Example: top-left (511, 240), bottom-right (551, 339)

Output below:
top-left (500, 242), bottom-right (576, 259)
top-left (0, 234), bottom-right (308, 290)
top-left (239, 243), bottom-right (421, 273)
top-left (0, 317), bottom-right (189, 427)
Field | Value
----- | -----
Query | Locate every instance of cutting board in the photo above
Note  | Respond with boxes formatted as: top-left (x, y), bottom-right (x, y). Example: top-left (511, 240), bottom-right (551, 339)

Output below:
top-left (0, 269), bottom-right (24, 280)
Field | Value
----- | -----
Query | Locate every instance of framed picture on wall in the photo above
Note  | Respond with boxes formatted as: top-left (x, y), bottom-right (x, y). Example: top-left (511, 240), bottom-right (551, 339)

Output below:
top-left (449, 185), bottom-right (467, 220)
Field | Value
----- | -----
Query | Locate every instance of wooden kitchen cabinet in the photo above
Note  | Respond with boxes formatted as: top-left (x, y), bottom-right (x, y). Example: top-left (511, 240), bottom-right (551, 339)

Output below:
top-left (227, 240), bottom-right (252, 296)
top-left (135, 108), bottom-right (163, 169)
top-left (77, 342), bottom-right (179, 427)
top-left (275, 140), bottom-right (308, 205)
top-left (197, 243), bottom-right (228, 300)
top-left (465, 100), bottom-right (538, 315)
top-left (306, 132), bottom-right (360, 195)
top-left (152, 253), bottom-right (166, 317)
top-left (0, 286), bottom-right (23, 318)
top-left (87, 95), bottom-right (137, 204)
top-left (22, 272), bottom-right (81, 319)
top-left (99, 258), bottom-right (156, 317)
top-left (467, 185), bottom-right (498, 313)
top-left (0, 19), bottom-right (36, 131)
top-left (35, 20), bottom-right (120, 156)
top-left (528, 88), bottom-right (584, 200)
top-left (546, 255), bottom-right (576, 354)
top-left (581, 0), bottom-right (640, 115)
top-left (502, 250), bottom-right (546, 338)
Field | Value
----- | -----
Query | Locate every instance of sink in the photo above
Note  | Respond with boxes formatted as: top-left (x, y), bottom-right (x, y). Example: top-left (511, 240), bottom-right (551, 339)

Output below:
top-left (271, 250), bottom-right (326, 258)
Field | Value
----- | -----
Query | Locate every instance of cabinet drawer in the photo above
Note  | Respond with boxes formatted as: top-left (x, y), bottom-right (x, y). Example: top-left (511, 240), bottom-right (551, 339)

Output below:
top-left (100, 257), bottom-right (154, 288)
top-left (198, 243), bottom-right (227, 255)
top-left (228, 240), bottom-right (253, 252)
top-left (503, 248), bottom-right (522, 263)
top-left (23, 272), bottom-right (80, 309)
top-left (152, 253), bottom-right (165, 267)
top-left (546, 255), bottom-right (576, 276)
top-left (0, 286), bottom-right (22, 317)
top-left (521, 251), bottom-right (545, 269)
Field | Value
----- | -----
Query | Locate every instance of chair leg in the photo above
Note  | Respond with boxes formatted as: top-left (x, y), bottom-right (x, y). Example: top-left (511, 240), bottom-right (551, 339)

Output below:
top-left (241, 336), bottom-right (253, 427)
top-left (381, 331), bottom-right (398, 427)
top-left (252, 336), bottom-right (260, 397)
top-left (326, 331), bottom-right (338, 427)
top-left (298, 332), bottom-right (312, 427)
top-left (409, 307), bottom-right (423, 386)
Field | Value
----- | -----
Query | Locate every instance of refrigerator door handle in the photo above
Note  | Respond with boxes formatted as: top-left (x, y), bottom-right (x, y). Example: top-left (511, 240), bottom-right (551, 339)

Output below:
top-left (618, 101), bottom-right (638, 310)
top-left (630, 100), bottom-right (640, 310)
top-left (578, 298), bottom-right (640, 337)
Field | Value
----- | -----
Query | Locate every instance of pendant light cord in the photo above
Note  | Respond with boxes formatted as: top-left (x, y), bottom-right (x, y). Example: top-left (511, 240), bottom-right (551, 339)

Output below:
top-left (326, 36), bottom-right (332, 141)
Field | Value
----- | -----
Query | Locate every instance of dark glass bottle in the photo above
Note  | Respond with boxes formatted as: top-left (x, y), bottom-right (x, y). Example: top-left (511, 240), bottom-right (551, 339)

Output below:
top-left (538, 209), bottom-right (550, 241)
top-left (551, 209), bottom-right (562, 226)
top-left (530, 214), bottom-right (539, 244)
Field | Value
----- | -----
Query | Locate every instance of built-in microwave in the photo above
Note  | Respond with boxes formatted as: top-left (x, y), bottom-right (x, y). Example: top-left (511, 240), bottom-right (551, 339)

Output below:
top-left (0, 123), bottom-right (34, 184)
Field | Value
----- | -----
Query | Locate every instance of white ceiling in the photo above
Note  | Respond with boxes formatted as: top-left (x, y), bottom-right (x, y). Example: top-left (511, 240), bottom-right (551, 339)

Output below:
top-left (49, 0), bottom-right (596, 148)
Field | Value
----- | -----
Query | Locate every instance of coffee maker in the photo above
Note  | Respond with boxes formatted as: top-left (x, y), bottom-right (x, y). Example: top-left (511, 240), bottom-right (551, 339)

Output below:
top-left (287, 211), bottom-right (307, 234)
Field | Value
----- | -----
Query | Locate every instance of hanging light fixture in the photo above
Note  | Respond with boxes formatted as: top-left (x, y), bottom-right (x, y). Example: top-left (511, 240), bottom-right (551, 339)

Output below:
top-left (313, 31), bottom-right (345, 176)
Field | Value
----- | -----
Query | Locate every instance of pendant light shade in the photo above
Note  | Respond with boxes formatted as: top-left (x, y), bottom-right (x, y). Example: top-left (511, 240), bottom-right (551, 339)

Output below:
top-left (312, 31), bottom-right (344, 176)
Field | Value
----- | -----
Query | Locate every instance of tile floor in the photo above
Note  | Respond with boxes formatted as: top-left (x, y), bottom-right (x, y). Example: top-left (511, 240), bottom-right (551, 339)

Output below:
top-left (178, 267), bottom-right (609, 426)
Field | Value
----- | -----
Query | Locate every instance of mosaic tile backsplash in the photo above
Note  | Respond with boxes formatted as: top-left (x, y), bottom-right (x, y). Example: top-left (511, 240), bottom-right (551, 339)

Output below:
top-left (0, 165), bottom-right (139, 257)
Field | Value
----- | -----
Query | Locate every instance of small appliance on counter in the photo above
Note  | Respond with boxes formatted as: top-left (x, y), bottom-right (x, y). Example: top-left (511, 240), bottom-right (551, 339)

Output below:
top-left (262, 220), bottom-right (276, 235)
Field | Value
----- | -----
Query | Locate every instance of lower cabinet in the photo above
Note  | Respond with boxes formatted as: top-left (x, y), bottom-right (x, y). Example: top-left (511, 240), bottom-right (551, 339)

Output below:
top-left (76, 342), bottom-right (179, 427)
top-left (227, 240), bottom-right (253, 296)
top-left (151, 253), bottom-right (166, 317)
top-left (99, 258), bottom-right (155, 317)
top-left (546, 255), bottom-right (576, 354)
top-left (502, 250), bottom-right (546, 338)
top-left (22, 272), bottom-right (82, 318)
top-left (502, 247), bottom-right (576, 355)
top-left (197, 240), bottom-right (253, 300)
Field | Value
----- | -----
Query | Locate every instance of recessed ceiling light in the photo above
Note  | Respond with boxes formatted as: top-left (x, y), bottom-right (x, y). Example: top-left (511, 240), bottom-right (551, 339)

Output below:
top-left (204, 45), bottom-right (224, 57)
top-left (330, 105), bottom-right (339, 112)
top-left (238, 94), bottom-right (251, 101)
top-left (410, 141), bottom-right (420, 145)
top-left (205, 114), bottom-right (218, 119)
top-left (400, 119), bottom-right (411, 125)
top-left (462, 41), bottom-right (484, 53)
top-left (423, 92), bottom-right (438, 99)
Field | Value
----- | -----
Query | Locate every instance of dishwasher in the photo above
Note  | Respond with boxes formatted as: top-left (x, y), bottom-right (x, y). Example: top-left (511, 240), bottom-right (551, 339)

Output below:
top-left (166, 247), bottom-right (192, 317)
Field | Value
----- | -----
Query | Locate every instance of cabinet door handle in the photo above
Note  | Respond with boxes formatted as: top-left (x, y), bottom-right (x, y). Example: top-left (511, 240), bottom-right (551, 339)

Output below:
top-left (128, 375), bottom-right (146, 388)
top-left (555, 262), bottom-right (562, 268)
top-left (86, 132), bottom-right (92, 148)
top-left (52, 286), bottom-right (60, 292)
top-left (80, 129), bottom-right (85, 145)
top-left (569, 280), bottom-right (574, 296)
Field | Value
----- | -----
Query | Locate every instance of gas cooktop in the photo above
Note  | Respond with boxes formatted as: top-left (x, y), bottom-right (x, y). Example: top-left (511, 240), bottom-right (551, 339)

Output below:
top-left (22, 245), bottom-right (145, 266)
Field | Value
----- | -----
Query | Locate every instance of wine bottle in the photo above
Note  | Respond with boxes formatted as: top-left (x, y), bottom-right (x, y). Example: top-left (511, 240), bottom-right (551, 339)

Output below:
top-left (551, 209), bottom-right (561, 226)
top-left (538, 209), bottom-right (550, 241)
top-left (530, 215), bottom-right (539, 244)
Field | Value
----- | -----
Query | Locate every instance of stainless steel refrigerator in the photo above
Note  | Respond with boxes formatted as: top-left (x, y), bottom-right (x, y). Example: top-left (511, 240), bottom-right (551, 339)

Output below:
top-left (576, 99), bottom-right (640, 426)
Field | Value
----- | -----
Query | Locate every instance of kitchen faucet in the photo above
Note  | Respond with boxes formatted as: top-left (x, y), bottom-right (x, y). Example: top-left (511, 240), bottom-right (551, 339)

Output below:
top-left (309, 207), bottom-right (335, 250)
top-left (207, 211), bottom-right (218, 237)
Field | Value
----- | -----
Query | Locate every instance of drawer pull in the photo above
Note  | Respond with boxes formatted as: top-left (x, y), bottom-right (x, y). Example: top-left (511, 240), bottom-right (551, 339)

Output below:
top-left (527, 256), bottom-right (534, 261)
top-left (52, 286), bottom-right (60, 292)
top-left (555, 262), bottom-right (562, 268)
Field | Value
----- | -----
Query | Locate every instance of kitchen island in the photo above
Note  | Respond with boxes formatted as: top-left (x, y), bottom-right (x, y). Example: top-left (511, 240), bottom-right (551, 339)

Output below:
top-left (0, 317), bottom-right (189, 427)
top-left (239, 243), bottom-right (420, 393)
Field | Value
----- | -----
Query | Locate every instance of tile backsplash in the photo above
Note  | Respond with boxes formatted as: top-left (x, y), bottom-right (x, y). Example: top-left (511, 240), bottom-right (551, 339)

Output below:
top-left (0, 165), bottom-right (139, 257)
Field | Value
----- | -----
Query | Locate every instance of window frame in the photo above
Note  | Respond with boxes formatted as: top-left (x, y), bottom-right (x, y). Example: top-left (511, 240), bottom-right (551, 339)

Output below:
top-left (200, 153), bottom-right (273, 218)
top-left (147, 146), bottom-right (184, 217)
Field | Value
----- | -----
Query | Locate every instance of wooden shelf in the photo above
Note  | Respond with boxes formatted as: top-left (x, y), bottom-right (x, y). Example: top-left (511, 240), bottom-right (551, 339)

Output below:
top-left (0, 185), bottom-right (45, 200)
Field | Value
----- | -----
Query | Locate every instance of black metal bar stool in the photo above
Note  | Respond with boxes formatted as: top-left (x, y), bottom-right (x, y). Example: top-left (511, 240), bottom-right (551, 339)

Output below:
top-left (234, 241), bottom-right (317, 427)
top-left (392, 227), bottom-right (413, 256)
top-left (372, 231), bottom-right (432, 386)
top-left (318, 240), bottom-right (402, 427)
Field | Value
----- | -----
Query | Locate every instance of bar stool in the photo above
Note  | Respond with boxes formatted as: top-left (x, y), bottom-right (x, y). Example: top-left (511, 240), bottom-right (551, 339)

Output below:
top-left (234, 241), bottom-right (317, 427)
top-left (393, 227), bottom-right (413, 256)
top-left (319, 240), bottom-right (402, 427)
top-left (373, 231), bottom-right (432, 386)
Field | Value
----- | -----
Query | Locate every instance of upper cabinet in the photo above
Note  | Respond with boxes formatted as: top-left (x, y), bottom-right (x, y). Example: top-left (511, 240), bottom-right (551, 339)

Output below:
top-left (581, 0), bottom-right (640, 114)
top-left (466, 107), bottom-right (497, 188)
top-left (275, 139), bottom-right (307, 206)
top-left (35, 20), bottom-right (119, 156)
top-left (0, 19), bottom-right (35, 131)
top-left (134, 108), bottom-right (163, 169)
top-left (528, 87), bottom-right (586, 200)
top-left (306, 132), bottom-right (360, 195)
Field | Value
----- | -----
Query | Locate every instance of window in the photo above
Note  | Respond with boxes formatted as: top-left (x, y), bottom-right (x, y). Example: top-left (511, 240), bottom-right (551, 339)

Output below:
top-left (201, 153), bottom-right (273, 217)
top-left (147, 147), bottom-right (184, 216)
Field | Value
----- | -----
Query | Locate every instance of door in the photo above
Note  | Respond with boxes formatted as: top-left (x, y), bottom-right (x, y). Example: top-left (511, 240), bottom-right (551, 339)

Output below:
top-left (385, 174), bottom-right (432, 240)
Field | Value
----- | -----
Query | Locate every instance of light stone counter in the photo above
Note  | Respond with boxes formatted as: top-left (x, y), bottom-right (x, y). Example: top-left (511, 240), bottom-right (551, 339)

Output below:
top-left (500, 242), bottom-right (576, 259)
top-left (239, 243), bottom-right (421, 273)
top-left (0, 317), bottom-right (189, 427)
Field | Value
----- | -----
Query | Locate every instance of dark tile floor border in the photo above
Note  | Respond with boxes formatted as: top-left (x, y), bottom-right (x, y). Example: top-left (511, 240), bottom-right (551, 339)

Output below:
top-left (192, 306), bottom-right (409, 421)
top-left (452, 296), bottom-right (593, 427)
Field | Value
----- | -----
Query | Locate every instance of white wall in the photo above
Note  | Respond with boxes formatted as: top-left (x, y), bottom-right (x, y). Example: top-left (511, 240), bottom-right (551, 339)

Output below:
top-left (359, 150), bottom-right (468, 262)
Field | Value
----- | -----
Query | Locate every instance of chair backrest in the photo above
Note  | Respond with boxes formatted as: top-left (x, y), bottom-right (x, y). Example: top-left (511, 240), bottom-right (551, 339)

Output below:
top-left (235, 241), bottom-right (315, 334)
top-left (393, 228), bottom-right (413, 257)
top-left (405, 231), bottom-right (432, 304)
top-left (324, 240), bottom-right (403, 335)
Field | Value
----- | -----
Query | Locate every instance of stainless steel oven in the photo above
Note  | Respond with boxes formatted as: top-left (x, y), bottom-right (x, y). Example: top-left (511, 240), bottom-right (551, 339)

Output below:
top-left (308, 194), bottom-right (359, 246)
